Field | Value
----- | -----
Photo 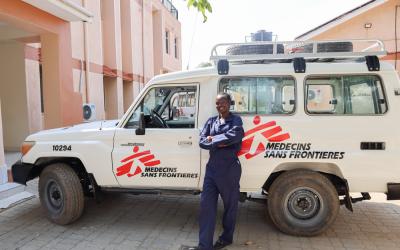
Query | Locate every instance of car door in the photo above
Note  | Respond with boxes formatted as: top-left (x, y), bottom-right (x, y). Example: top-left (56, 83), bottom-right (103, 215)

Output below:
top-left (112, 84), bottom-right (201, 189)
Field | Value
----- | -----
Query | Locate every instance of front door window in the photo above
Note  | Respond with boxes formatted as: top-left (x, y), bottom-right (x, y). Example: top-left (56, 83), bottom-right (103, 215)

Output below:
top-left (126, 86), bottom-right (197, 129)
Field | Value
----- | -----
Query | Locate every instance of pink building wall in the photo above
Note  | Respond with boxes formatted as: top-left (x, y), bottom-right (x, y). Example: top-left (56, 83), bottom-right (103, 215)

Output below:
top-left (0, 0), bottom-right (181, 175)
top-left (19, 0), bottom-right (182, 123)
top-left (66, 0), bottom-right (182, 120)
top-left (298, 0), bottom-right (400, 70)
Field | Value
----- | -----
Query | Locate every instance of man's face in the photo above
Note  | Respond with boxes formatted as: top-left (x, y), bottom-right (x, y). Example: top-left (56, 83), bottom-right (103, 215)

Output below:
top-left (215, 96), bottom-right (230, 114)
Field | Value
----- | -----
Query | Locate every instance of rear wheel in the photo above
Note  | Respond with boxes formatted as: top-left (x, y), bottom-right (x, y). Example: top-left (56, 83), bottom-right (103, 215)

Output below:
top-left (39, 163), bottom-right (84, 225)
top-left (267, 170), bottom-right (339, 236)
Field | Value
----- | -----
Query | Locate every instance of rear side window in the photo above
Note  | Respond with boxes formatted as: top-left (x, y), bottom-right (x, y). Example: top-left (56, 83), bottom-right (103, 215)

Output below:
top-left (219, 76), bottom-right (296, 115)
top-left (305, 75), bottom-right (387, 115)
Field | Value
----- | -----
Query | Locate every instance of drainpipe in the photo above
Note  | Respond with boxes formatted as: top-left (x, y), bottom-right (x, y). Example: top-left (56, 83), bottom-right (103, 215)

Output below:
top-left (83, 0), bottom-right (91, 103)
top-left (141, 0), bottom-right (145, 90)
top-left (395, 5), bottom-right (400, 70)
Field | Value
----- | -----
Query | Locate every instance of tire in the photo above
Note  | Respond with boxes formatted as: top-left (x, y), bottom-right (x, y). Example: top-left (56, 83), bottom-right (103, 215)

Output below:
top-left (267, 170), bottom-right (339, 236)
top-left (318, 42), bottom-right (353, 52)
top-left (300, 42), bottom-right (353, 53)
top-left (39, 163), bottom-right (84, 225)
top-left (226, 44), bottom-right (284, 55)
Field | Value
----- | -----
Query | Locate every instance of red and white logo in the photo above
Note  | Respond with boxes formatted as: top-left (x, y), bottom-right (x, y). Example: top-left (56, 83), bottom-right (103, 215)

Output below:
top-left (116, 146), bottom-right (161, 177)
top-left (238, 116), bottom-right (290, 159)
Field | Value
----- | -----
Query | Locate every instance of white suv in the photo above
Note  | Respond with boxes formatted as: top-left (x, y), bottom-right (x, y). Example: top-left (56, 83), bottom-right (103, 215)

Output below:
top-left (12, 40), bottom-right (400, 236)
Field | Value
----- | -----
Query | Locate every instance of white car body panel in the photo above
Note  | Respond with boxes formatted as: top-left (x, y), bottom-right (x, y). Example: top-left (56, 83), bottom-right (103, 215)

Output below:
top-left (20, 61), bottom-right (400, 193)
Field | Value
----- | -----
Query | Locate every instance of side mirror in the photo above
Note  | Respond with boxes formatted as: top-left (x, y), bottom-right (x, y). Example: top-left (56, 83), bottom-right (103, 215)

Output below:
top-left (135, 112), bottom-right (145, 135)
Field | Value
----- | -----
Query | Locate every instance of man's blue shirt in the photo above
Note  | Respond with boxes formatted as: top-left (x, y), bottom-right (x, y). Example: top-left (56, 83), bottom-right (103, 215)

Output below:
top-left (199, 113), bottom-right (244, 163)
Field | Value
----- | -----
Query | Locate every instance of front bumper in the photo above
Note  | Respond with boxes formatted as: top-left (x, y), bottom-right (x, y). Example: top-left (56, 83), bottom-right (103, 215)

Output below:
top-left (11, 160), bottom-right (35, 185)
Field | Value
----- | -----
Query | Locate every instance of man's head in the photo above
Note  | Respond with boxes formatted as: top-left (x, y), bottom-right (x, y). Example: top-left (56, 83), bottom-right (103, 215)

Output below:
top-left (216, 93), bottom-right (232, 116)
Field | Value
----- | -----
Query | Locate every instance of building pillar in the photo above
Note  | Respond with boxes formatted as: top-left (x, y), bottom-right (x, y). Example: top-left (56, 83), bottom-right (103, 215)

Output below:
top-left (123, 81), bottom-right (134, 112)
top-left (0, 0), bottom-right (84, 129)
top-left (102, 0), bottom-right (124, 118)
top-left (41, 26), bottom-right (83, 129)
top-left (0, 42), bottom-right (30, 151)
top-left (104, 77), bottom-right (124, 119)
top-left (0, 100), bottom-right (7, 184)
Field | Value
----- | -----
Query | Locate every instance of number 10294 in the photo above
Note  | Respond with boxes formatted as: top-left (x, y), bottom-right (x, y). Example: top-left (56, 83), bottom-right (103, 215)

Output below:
top-left (52, 145), bottom-right (72, 151)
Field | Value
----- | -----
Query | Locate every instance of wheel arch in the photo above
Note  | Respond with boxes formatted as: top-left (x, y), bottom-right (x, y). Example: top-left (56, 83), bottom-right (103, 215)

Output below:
top-left (26, 157), bottom-right (90, 184)
top-left (262, 162), bottom-right (347, 196)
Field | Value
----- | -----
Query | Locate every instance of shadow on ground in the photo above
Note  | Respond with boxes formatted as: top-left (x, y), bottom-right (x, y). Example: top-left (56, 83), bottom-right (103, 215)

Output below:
top-left (1, 181), bottom-right (400, 250)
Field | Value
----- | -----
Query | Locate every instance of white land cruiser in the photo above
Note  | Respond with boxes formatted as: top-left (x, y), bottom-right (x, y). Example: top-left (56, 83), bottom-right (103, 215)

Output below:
top-left (12, 40), bottom-right (400, 236)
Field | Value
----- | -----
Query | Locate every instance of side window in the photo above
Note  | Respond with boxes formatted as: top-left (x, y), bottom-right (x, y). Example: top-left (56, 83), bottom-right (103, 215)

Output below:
top-left (305, 75), bottom-right (387, 115)
top-left (219, 77), bottom-right (296, 115)
top-left (348, 82), bottom-right (375, 114)
top-left (125, 86), bottom-right (197, 129)
top-left (307, 84), bottom-right (336, 113)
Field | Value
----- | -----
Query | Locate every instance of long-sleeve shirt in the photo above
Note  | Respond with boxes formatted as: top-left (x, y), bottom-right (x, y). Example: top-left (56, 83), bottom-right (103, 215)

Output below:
top-left (199, 113), bottom-right (244, 163)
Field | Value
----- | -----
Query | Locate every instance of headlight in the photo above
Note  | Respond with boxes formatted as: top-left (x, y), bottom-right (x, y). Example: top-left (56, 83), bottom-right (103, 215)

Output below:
top-left (21, 141), bottom-right (35, 156)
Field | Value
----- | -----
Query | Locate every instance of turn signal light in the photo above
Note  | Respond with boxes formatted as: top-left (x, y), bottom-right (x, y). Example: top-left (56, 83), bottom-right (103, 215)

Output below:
top-left (21, 141), bottom-right (35, 156)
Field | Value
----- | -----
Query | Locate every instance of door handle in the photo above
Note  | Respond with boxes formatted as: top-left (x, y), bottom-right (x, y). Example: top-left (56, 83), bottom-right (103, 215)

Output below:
top-left (360, 142), bottom-right (385, 150)
top-left (178, 141), bottom-right (193, 146)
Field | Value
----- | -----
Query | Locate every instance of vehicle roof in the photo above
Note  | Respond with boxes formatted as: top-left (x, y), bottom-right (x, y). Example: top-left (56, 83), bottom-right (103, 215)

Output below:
top-left (149, 61), bottom-right (396, 85)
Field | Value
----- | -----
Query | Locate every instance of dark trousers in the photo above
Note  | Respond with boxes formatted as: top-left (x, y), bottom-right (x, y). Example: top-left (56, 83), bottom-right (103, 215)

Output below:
top-left (198, 159), bottom-right (241, 250)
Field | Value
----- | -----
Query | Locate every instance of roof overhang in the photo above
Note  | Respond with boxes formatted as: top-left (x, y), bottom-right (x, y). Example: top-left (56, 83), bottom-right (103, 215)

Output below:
top-left (296, 0), bottom-right (387, 41)
top-left (22, 0), bottom-right (93, 23)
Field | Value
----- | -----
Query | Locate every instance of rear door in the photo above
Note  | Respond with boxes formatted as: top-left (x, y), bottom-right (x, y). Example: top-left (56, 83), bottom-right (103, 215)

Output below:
top-left (304, 75), bottom-right (392, 192)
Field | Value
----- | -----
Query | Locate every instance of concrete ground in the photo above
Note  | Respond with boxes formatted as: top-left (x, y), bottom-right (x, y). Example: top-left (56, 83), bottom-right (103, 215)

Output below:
top-left (0, 180), bottom-right (400, 250)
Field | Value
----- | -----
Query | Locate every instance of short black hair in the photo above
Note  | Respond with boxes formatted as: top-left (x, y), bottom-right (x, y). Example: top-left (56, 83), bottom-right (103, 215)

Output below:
top-left (217, 92), bottom-right (232, 103)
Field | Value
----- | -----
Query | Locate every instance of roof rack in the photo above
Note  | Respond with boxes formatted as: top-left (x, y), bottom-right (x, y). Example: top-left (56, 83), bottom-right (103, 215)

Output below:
top-left (210, 39), bottom-right (387, 63)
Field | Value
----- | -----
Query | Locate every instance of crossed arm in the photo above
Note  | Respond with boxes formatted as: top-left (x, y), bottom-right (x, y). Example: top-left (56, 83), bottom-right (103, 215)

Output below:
top-left (199, 118), bottom-right (244, 150)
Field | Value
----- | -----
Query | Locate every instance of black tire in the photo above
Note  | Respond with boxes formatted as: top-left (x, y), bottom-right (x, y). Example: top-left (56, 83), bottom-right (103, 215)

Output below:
top-left (226, 44), bottom-right (284, 55)
top-left (267, 170), bottom-right (339, 236)
top-left (39, 163), bottom-right (84, 225)
top-left (318, 42), bottom-right (353, 52)
top-left (300, 42), bottom-right (353, 53)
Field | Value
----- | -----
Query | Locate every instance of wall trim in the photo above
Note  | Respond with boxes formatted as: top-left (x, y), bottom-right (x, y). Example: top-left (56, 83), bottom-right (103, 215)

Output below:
top-left (25, 45), bottom-right (145, 83)
top-left (22, 0), bottom-right (94, 22)
top-left (382, 52), bottom-right (400, 61)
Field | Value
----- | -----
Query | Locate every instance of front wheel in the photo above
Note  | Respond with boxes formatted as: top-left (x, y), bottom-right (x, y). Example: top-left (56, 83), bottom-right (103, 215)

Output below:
top-left (39, 163), bottom-right (84, 225)
top-left (267, 170), bottom-right (339, 236)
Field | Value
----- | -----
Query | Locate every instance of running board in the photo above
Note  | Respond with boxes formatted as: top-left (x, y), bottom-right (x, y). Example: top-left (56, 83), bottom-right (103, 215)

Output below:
top-left (100, 187), bottom-right (201, 196)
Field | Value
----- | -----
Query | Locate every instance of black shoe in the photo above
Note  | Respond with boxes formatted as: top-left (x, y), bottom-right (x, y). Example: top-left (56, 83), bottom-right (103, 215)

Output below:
top-left (180, 245), bottom-right (199, 250)
top-left (213, 239), bottom-right (231, 250)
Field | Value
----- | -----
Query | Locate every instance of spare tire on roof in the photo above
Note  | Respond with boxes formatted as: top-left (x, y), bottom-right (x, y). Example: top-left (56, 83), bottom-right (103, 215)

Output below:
top-left (297, 42), bottom-right (353, 53)
top-left (226, 44), bottom-right (284, 55)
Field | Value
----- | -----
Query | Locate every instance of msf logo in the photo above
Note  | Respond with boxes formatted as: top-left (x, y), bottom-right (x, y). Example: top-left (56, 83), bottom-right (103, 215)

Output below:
top-left (238, 116), bottom-right (290, 159)
top-left (116, 146), bottom-right (161, 177)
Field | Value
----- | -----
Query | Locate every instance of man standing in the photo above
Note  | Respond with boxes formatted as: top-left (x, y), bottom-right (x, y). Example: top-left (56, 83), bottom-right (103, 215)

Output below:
top-left (183, 93), bottom-right (244, 250)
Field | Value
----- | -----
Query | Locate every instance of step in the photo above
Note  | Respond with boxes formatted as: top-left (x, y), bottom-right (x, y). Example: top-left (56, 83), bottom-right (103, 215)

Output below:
top-left (0, 182), bottom-right (25, 200)
top-left (0, 191), bottom-right (35, 209)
